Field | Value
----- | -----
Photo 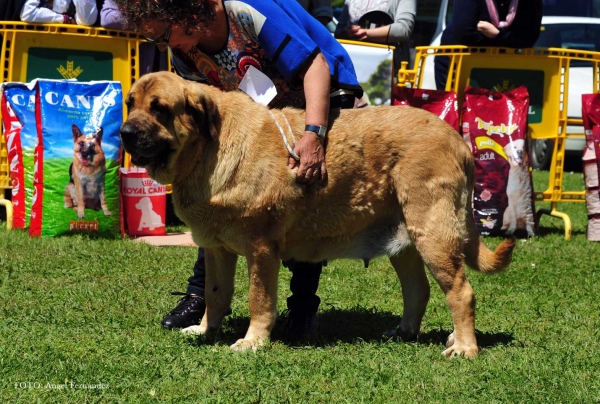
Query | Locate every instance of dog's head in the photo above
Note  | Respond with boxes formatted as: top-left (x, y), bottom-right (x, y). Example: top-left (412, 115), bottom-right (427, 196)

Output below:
top-left (504, 138), bottom-right (525, 167)
top-left (72, 124), bottom-right (104, 166)
top-left (120, 71), bottom-right (220, 185)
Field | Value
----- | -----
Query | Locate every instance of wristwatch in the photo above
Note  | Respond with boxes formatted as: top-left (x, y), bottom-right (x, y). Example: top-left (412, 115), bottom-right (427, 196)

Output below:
top-left (305, 124), bottom-right (327, 140)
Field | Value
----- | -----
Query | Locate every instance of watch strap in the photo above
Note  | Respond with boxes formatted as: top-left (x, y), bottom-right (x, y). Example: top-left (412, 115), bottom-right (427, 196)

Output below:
top-left (305, 124), bottom-right (327, 139)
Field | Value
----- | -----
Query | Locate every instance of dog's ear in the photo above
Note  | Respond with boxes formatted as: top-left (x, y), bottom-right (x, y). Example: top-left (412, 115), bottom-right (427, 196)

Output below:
top-left (185, 85), bottom-right (220, 141)
top-left (72, 124), bottom-right (82, 142)
top-left (94, 127), bottom-right (103, 144)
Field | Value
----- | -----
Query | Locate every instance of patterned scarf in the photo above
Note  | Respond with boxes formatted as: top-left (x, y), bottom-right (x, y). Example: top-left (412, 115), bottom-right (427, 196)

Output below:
top-left (485, 0), bottom-right (519, 28)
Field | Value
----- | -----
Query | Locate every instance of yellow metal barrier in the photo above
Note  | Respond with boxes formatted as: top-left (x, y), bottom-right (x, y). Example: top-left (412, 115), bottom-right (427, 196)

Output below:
top-left (397, 45), bottom-right (600, 239)
top-left (0, 130), bottom-right (13, 230)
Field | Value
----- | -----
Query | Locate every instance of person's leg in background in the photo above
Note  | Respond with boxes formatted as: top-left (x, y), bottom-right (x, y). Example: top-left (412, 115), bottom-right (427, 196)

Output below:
top-left (434, 55), bottom-right (450, 91)
top-left (282, 259), bottom-right (323, 340)
top-left (161, 247), bottom-right (207, 329)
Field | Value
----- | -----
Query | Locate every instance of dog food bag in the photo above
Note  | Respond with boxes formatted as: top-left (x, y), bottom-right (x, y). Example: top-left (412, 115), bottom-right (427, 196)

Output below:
top-left (1, 82), bottom-right (37, 229)
top-left (462, 86), bottom-right (535, 237)
top-left (29, 80), bottom-right (123, 238)
top-left (120, 167), bottom-right (167, 237)
top-left (581, 93), bottom-right (600, 241)
top-left (392, 86), bottom-right (459, 131)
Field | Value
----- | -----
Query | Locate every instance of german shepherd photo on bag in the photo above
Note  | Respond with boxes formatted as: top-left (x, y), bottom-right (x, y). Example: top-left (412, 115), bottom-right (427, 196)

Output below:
top-left (64, 124), bottom-right (112, 219)
top-left (29, 79), bottom-right (122, 238)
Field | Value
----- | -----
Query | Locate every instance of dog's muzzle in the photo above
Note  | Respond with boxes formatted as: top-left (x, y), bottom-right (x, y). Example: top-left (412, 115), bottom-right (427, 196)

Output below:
top-left (120, 122), bottom-right (139, 152)
top-left (120, 122), bottom-right (171, 168)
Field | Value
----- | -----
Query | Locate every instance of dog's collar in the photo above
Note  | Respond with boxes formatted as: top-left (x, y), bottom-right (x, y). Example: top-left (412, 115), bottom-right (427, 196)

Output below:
top-left (268, 110), bottom-right (300, 162)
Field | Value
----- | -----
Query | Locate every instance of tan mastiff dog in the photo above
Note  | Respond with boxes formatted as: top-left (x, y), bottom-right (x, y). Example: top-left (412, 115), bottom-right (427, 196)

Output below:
top-left (120, 71), bottom-right (515, 358)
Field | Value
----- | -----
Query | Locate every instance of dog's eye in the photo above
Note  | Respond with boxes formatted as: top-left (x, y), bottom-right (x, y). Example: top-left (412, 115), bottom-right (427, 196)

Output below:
top-left (152, 104), bottom-right (171, 120)
top-left (125, 96), bottom-right (134, 113)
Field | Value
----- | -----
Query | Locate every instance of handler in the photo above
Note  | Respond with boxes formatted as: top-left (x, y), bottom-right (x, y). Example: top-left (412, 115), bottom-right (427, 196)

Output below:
top-left (113, 0), bottom-right (363, 340)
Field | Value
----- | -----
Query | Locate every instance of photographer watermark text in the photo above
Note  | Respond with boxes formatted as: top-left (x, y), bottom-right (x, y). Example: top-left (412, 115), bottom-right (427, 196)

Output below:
top-left (14, 381), bottom-right (109, 390)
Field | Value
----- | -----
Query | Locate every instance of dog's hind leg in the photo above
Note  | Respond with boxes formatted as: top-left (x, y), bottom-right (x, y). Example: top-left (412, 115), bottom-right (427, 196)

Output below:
top-left (183, 247), bottom-right (237, 338)
top-left (230, 240), bottom-right (280, 352)
top-left (389, 246), bottom-right (430, 340)
top-left (405, 200), bottom-right (479, 358)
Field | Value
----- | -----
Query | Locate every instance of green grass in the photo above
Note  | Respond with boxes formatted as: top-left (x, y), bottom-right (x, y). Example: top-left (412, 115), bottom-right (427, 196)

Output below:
top-left (1, 170), bottom-right (599, 403)
top-left (32, 157), bottom-right (121, 237)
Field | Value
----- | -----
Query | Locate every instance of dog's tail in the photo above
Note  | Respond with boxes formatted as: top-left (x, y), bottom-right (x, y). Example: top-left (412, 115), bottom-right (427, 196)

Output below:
top-left (464, 229), bottom-right (516, 274)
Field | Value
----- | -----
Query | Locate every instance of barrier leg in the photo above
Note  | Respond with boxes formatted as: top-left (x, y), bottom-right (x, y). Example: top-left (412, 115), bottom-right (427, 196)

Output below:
top-left (536, 202), bottom-right (572, 240)
top-left (0, 197), bottom-right (13, 230)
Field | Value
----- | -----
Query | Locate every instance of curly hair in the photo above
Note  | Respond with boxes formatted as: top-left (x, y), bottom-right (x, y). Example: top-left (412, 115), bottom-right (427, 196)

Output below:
top-left (113, 0), bottom-right (216, 33)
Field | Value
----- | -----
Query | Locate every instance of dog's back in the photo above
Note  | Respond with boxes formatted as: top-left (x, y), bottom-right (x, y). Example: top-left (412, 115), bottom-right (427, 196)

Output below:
top-left (274, 105), bottom-right (474, 263)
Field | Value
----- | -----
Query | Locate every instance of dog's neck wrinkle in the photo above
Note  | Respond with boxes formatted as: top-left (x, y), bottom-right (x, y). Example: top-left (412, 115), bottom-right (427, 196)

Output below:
top-left (172, 141), bottom-right (209, 190)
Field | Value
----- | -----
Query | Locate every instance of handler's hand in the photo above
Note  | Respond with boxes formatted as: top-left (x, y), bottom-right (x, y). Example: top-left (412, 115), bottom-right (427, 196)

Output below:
top-left (477, 21), bottom-right (499, 38)
top-left (288, 132), bottom-right (327, 185)
top-left (348, 24), bottom-right (368, 41)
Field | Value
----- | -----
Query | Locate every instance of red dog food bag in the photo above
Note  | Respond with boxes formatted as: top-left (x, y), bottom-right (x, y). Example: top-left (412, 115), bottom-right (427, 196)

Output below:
top-left (1, 82), bottom-right (37, 229)
top-left (594, 128), bottom-right (600, 236)
top-left (462, 86), bottom-right (535, 237)
top-left (120, 168), bottom-right (167, 237)
top-left (392, 86), bottom-right (459, 131)
top-left (581, 93), bottom-right (600, 241)
top-left (29, 80), bottom-right (123, 237)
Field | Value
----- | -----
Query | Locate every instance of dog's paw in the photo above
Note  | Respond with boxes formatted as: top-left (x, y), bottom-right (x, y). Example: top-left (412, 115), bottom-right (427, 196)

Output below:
top-left (180, 325), bottom-right (203, 336)
top-left (442, 343), bottom-right (479, 359)
top-left (446, 332), bottom-right (455, 348)
top-left (103, 210), bottom-right (112, 216)
top-left (230, 338), bottom-right (266, 352)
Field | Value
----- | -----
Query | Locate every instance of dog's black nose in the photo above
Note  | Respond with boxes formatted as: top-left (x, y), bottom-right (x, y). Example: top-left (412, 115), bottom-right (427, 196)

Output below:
top-left (120, 123), bottom-right (138, 145)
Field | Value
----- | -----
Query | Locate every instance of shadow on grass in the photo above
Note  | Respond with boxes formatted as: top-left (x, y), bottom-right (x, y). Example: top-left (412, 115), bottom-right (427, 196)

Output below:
top-left (534, 223), bottom-right (586, 238)
top-left (191, 305), bottom-right (513, 350)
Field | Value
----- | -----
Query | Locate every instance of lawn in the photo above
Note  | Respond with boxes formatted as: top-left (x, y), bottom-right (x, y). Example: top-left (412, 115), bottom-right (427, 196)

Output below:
top-left (1, 170), bottom-right (599, 403)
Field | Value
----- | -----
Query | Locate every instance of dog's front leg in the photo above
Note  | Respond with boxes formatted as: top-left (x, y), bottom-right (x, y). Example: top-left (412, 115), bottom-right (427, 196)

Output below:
top-left (230, 241), bottom-right (279, 352)
top-left (183, 247), bottom-right (237, 338)
top-left (74, 177), bottom-right (85, 218)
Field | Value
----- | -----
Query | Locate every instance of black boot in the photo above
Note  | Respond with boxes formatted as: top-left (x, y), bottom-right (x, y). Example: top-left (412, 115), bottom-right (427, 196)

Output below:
top-left (161, 292), bottom-right (206, 330)
top-left (280, 310), bottom-right (319, 341)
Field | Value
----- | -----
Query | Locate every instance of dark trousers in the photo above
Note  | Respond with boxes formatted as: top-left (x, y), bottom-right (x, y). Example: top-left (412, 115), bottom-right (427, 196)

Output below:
top-left (186, 248), bottom-right (323, 314)
top-left (434, 55), bottom-right (450, 91)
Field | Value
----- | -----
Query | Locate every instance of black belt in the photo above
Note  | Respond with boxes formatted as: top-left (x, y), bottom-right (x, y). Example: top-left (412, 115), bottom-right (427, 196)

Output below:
top-left (330, 94), bottom-right (355, 110)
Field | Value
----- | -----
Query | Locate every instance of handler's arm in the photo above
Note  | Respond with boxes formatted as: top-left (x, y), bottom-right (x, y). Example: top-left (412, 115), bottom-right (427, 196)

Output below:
top-left (290, 52), bottom-right (330, 185)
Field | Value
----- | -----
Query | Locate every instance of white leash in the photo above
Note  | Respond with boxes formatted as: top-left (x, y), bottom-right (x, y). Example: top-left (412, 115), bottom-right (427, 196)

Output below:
top-left (268, 110), bottom-right (300, 161)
